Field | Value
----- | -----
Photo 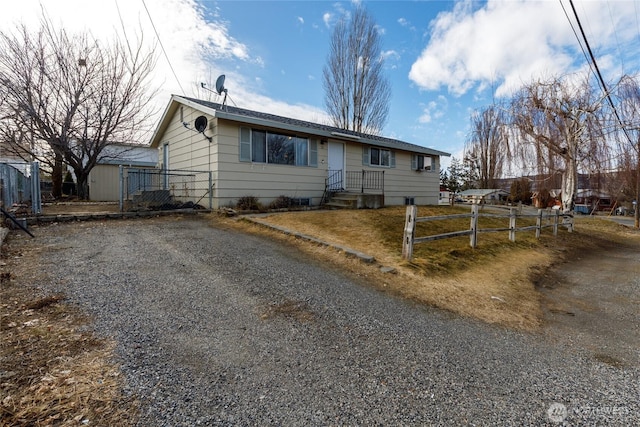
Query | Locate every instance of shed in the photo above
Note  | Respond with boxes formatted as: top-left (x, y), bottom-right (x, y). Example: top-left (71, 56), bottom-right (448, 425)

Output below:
top-left (89, 144), bottom-right (158, 201)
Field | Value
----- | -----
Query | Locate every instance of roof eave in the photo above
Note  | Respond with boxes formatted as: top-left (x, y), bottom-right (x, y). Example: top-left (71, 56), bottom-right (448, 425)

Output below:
top-left (156, 96), bottom-right (451, 157)
top-left (214, 110), bottom-right (450, 156)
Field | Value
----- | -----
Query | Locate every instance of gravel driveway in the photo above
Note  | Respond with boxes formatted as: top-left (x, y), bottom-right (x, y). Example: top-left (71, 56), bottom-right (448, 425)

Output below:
top-left (20, 216), bottom-right (639, 425)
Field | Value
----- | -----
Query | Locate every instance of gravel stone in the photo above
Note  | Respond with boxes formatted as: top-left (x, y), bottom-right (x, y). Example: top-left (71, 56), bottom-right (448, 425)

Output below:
top-left (26, 217), bottom-right (640, 426)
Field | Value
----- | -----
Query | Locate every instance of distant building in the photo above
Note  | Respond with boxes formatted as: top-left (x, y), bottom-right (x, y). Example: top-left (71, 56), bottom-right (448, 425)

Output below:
top-left (458, 188), bottom-right (509, 204)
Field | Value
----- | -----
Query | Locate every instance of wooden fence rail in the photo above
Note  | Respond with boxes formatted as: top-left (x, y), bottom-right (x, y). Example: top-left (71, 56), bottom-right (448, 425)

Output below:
top-left (402, 204), bottom-right (574, 261)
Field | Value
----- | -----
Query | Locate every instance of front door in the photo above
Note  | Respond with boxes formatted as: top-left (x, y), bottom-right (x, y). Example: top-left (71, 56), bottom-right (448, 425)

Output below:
top-left (327, 141), bottom-right (345, 191)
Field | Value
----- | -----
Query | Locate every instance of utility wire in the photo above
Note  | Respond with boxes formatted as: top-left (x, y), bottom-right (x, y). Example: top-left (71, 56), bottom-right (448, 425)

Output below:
top-left (559, 0), bottom-right (595, 80)
top-left (607, 0), bottom-right (625, 74)
top-left (141, 0), bottom-right (185, 95)
top-left (567, 0), bottom-right (634, 147)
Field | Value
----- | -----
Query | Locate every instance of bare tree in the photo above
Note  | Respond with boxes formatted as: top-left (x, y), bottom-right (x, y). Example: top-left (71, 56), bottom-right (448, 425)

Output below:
top-left (0, 18), bottom-right (157, 199)
top-left (464, 104), bottom-right (509, 189)
top-left (614, 74), bottom-right (640, 228)
top-left (323, 6), bottom-right (391, 135)
top-left (510, 74), bottom-right (604, 214)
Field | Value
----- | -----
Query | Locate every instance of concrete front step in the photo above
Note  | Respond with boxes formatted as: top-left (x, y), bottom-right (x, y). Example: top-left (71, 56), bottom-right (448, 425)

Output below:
top-left (324, 192), bottom-right (385, 209)
top-left (324, 192), bottom-right (361, 209)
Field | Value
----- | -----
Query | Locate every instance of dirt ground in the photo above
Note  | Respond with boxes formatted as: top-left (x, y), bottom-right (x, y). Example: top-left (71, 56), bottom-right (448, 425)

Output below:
top-left (9, 203), bottom-right (640, 370)
top-left (536, 239), bottom-right (640, 367)
top-left (40, 201), bottom-right (120, 215)
top-left (2, 206), bottom-right (639, 425)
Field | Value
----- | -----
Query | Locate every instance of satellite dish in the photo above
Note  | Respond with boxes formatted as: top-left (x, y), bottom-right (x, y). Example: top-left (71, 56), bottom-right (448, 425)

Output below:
top-left (194, 116), bottom-right (208, 133)
top-left (215, 75), bottom-right (226, 95)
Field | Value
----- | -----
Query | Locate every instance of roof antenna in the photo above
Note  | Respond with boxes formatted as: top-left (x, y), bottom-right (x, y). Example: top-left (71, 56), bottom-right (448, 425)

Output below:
top-left (215, 74), bottom-right (228, 110)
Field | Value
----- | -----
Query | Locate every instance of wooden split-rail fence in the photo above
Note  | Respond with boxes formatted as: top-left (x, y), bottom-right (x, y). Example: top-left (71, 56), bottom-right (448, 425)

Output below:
top-left (401, 204), bottom-right (574, 261)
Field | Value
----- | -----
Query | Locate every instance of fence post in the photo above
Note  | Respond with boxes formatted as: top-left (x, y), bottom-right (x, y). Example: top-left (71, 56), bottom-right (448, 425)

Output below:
top-left (31, 162), bottom-right (42, 215)
top-left (402, 205), bottom-right (417, 261)
top-left (509, 207), bottom-right (517, 242)
top-left (208, 171), bottom-right (213, 209)
top-left (470, 204), bottom-right (478, 248)
top-left (536, 209), bottom-right (543, 238)
top-left (553, 209), bottom-right (559, 236)
top-left (118, 165), bottom-right (124, 212)
top-left (567, 214), bottom-right (574, 233)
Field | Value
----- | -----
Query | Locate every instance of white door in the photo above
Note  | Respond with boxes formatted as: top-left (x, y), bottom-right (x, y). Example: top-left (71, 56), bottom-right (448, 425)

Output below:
top-left (327, 141), bottom-right (344, 190)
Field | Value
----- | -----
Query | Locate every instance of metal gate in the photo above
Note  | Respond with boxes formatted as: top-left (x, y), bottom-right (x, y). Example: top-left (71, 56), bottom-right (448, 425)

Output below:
top-left (119, 167), bottom-right (213, 211)
top-left (0, 162), bottom-right (41, 214)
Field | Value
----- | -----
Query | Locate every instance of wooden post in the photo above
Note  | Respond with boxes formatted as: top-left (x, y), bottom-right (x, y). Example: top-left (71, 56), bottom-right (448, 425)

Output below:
top-left (509, 207), bottom-right (517, 242)
top-left (567, 214), bottom-right (574, 233)
top-left (402, 205), bottom-right (417, 261)
top-left (553, 209), bottom-right (559, 236)
top-left (470, 204), bottom-right (478, 248)
top-left (536, 209), bottom-right (543, 239)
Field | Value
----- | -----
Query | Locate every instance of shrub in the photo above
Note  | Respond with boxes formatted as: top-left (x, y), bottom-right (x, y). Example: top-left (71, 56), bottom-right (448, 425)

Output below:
top-left (269, 195), bottom-right (292, 210)
top-left (236, 195), bottom-right (261, 211)
top-left (509, 178), bottom-right (532, 204)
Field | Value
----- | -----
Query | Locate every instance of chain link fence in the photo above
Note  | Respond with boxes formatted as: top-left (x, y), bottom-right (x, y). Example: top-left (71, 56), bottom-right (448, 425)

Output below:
top-left (1, 161), bottom-right (41, 215)
top-left (119, 167), bottom-right (213, 212)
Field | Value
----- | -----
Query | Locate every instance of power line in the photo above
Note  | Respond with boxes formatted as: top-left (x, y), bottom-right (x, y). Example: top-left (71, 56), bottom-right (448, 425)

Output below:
top-left (141, 0), bottom-right (185, 95)
top-left (558, 0), bottom-right (594, 79)
top-left (567, 0), bottom-right (634, 147)
top-left (606, 0), bottom-right (625, 75)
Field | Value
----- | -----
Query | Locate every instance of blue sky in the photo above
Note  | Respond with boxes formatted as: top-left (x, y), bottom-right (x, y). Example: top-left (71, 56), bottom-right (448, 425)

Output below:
top-left (3, 1), bottom-right (640, 170)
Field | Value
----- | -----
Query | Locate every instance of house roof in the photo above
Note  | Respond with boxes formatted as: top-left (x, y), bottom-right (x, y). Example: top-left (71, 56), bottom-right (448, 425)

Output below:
top-left (96, 144), bottom-right (158, 167)
top-left (150, 95), bottom-right (451, 157)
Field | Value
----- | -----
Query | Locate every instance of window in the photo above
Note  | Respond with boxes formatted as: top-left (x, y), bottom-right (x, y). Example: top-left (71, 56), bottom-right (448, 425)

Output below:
top-left (412, 154), bottom-right (435, 171)
top-left (239, 127), bottom-right (317, 167)
top-left (362, 146), bottom-right (395, 168)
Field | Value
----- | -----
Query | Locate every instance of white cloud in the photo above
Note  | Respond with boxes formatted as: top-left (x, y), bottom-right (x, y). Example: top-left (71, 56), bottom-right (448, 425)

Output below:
top-left (1, 0), bottom-right (254, 105)
top-left (297, 16), bottom-right (304, 25)
top-left (418, 96), bottom-right (448, 124)
top-left (398, 18), bottom-right (409, 27)
top-left (409, 0), bottom-right (640, 98)
top-left (382, 50), bottom-right (400, 61)
top-left (323, 12), bottom-right (333, 28)
top-left (1, 0), bottom-right (326, 133)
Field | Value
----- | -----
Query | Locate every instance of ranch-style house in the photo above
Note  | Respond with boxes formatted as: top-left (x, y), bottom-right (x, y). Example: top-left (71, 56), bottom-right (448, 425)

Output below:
top-left (148, 95), bottom-right (450, 209)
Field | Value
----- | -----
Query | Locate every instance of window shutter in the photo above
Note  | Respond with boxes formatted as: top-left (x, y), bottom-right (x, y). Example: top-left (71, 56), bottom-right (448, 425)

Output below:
top-left (390, 151), bottom-right (396, 168)
top-left (411, 154), bottom-right (417, 170)
top-left (309, 140), bottom-right (318, 167)
top-left (362, 146), bottom-right (370, 165)
top-left (430, 157), bottom-right (436, 172)
top-left (239, 127), bottom-right (251, 161)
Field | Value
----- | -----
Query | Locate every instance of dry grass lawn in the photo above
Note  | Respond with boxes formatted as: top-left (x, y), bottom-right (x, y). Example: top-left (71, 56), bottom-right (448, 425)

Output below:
top-left (220, 205), bottom-right (640, 331)
top-left (1, 238), bottom-right (137, 426)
